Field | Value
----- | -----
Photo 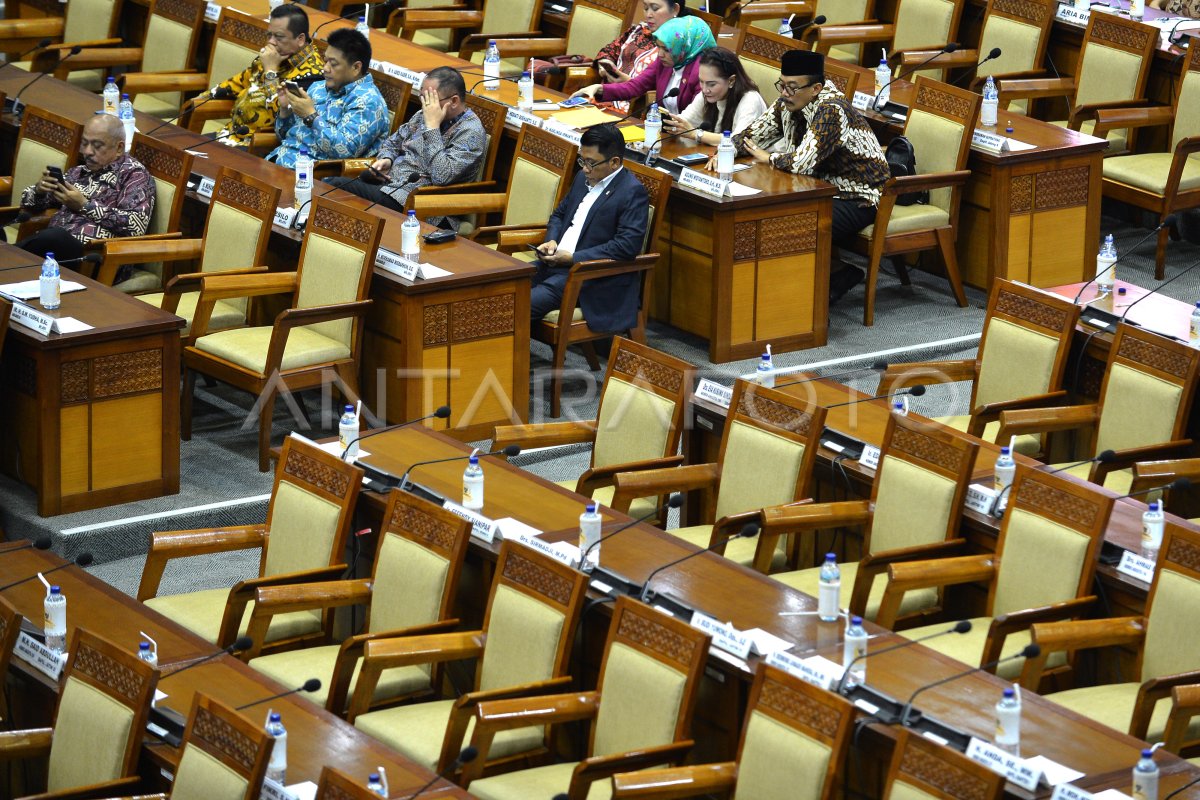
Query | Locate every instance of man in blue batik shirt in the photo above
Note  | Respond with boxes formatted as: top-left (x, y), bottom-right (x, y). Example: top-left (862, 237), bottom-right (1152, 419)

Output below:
top-left (269, 28), bottom-right (388, 167)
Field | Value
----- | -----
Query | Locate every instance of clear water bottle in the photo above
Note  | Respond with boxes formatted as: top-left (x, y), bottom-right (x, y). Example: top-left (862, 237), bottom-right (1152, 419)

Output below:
top-left (993, 446), bottom-right (1015, 513)
top-left (269, 0), bottom-right (284, 8)
top-left (338, 404), bottom-right (359, 460)
top-left (484, 40), bottom-right (501, 91)
top-left (103, 76), bottom-right (120, 115)
top-left (40, 252), bottom-right (61, 310)
top-left (843, 615), bottom-right (867, 685)
top-left (401, 210), bottom-right (421, 258)
top-left (462, 453), bottom-right (484, 510)
top-left (578, 502), bottom-right (602, 571)
top-left (1132, 748), bottom-right (1159, 800)
top-left (1130, 0), bottom-right (1144, 19)
top-left (44, 585), bottom-right (66, 653)
top-left (777, 18), bottom-right (792, 36)
top-left (755, 345), bottom-right (774, 388)
top-left (366, 773), bottom-right (386, 796)
top-left (892, 396), bottom-right (910, 416)
top-left (294, 170), bottom-right (312, 214)
top-left (1096, 233), bottom-right (1117, 295)
top-left (644, 103), bottom-right (661, 151)
top-left (1190, 302), bottom-right (1200, 342)
top-left (716, 130), bottom-right (736, 180)
top-left (265, 712), bottom-right (287, 784)
top-left (994, 686), bottom-right (1021, 756)
top-left (818, 553), bottom-right (840, 623)
top-left (356, 15), bottom-right (370, 39)
top-left (119, 93), bottom-right (135, 149)
top-left (518, 68), bottom-right (534, 109)
top-left (295, 145), bottom-right (313, 185)
top-left (1141, 499), bottom-right (1164, 561)
top-left (137, 641), bottom-right (158, 667)
top-left (874, 58), bottom-right (891, 107)
top-left (980, 76), bottom-right (998, 127)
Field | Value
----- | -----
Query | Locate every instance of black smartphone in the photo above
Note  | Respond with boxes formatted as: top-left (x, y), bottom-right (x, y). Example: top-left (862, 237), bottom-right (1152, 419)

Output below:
top-left (47, 165), bottom-right (64, 182)
top-left (525, 244), bottom-right (542, 253)
top-left (423, 229), bottom-right (457, 244)
top-left (282, 80), bottom-right (302, 94)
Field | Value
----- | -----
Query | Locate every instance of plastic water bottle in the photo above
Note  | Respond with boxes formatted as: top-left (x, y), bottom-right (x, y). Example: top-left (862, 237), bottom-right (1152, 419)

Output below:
top-left (644, 102), bottom-right (661, 151)
top-left (818, 553), bottom-right (840, 623)
top-left (1132, 749), bottom-right (1159, 800)
top-left (40, 252), bottom-right (61, 310)
top-left (777, 18), bottom-right (792, 36)
top-left (518, 69), bottom-right (534, 109)
top-left (338, 404), bottom-right (359, 460)
top-left (1142, 500), bottom-right (1164, 560)
top-left (401, 210), bottom-right (421, 259)
top-left (578, 502), bottom-right (602, 571)
top-left (366, 774), bottom-right (386, 796)
top-left (892, 396), bottom-right (910, 416)
top-left (1096, 233), bottom-right (1117, 295)
top-left (268, 0), bottom-right (284, 8)
top-left (716, 130), bottom-right (735, 180)
top-left (1130, 0), bottom-right (1144, 19)
top-left (137, 641), bottom-right (158, 667)
top-left (103, 76), bottom-right (120, 115)
top-left (294, 171), bottom-right (312, 214)
top-left (1190, 302), bottom-right (1200, 342)
top-left (980, 76), bottom-right (998, 127)
top-left (44, 585), bottom-right (66, 653)
top-left (994, 686), bottom-right (1021, 756)
top-left (843, 615), bottom-right (867, 685)
top-left (484, 40), bottom-right (501, 91)
top-left (265, 712), bottom-right (287, 784)
top-left (356, 14), bottom-right (370, 39)
top-left (462, 453), bottom-right (484, 510)
top-left (874, 59), bottom-right (891, 107)
top-left (993, 446), bottom-right (1015, 512)
top-left (295, 145), bottom-right (313, 185)
top-left (119, 93), bottom-right (135, 149)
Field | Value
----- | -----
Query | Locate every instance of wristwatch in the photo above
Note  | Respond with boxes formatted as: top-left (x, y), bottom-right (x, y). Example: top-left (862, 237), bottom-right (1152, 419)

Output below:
top-left (264, 70), bottom-right (278, 81)
top-left (302, 112), bottom-right (318, 126)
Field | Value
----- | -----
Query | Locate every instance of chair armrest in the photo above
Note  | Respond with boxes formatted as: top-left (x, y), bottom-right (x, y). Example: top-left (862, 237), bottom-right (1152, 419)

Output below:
top-left (462, 34), bottom-right (566, 60)
top-left (882, 171), bottom-right (971, 196)
top-left (760, 500), bottom-right (871, 532)
top-left (569, 741), bottom-right (695, 796)
top-left (1018, 616), bottom-right (1145, 689)
top-left (610, 463), bottom-right (720, 514)
top-left (93, 237), bottom-right (203, 279)
top-left (876, 555), bottom-right (996, 629)
top-left (0, 17), bottom-right (63, 39)
top-left (185, 99), bottom-right (235, 130)
top-left (995, 403), bottom-right (1099, 443)
top-left (137, 525), bottom-right (267, 600)
top-left (563, 66), bottom-right (598, 95)
top-left (0, 728), bottom-right (52, 761)
top-left (1132, 669), bottom-right (1200, 740)
top-left (880, 359), bottom-right (976, 395)
top-left (577, 455), bottom-right (686, 497)
top-left (968, 390), bottom-right (1069, 438)
top-left (162, 267), bottom-right (266, 302)
top-left (1068, 98), bottom-right (1153, 132)
top-left (1092, 439), bottom-right (1194, 485)
top-left (849, 538), bottom-right (968, 617)
top-left (198, 271), bottom-right (297, 302)
top-left (463, 691), bottom-right (602, 784)
top-left (411, 192), bottom-right (508, 219)
top-left (1164, 136), bottom-right (1200, 198)
top-left (439, 675), bottom-right (574, 772)
top-left (399, 8), bottom-right (483, 31)
top-left (981, 595), bottom-right (1097, 668)
top-left (493, 420), bottom-right (597, 450)
top-left (275, 300), bottom-right (372, 332)
top-left (1132, 458), bottom-right (1200, 490)
top-left (998, 76), bottom-right (1075, 105)
top-left (21, 777), bottom-right (141, 800)
top-left (495, 227), bottom-right (548, 252)
top-left (898, 48), bottom-right (978, 68)
top-left (471, 221), bottom-right (552, 243)
top-left (612, 763), bottom-right (739, 799)
top-left (122, 71), bottom-right (210, 95)
top-left (1091, 105), bottom-right (1176, 141)
top-left (407, 180), bottom-right (498, 198)
top-left (53, 46), bottom-right (142, 71)
top-left (812, 23), bottom-right (894, 46)
top-left (220, 564), bottom-right (348, 650)
top-left (251, 578), bottom-right (372, 616)
top-left (1164, 683), bottom-right (1200, 754)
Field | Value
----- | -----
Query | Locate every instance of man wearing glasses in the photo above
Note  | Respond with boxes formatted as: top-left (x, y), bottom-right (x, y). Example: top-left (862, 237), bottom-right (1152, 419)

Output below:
top-left (323, 67), bottom-right (485, 231)
top-left (530, 123), bottom-right (649, 334)
top-left (734, 50), bottom-right (890, 303)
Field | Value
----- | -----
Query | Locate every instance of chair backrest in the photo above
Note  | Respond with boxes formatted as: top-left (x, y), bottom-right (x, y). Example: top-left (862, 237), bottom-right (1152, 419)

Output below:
top-left (201, 169), bottom-right (281, 275)
top-left (592, 338), bottom-right (693, 470)
top-left (259, 436), bottom-right (362, 579)
top-left (208, 9), bottom-right (270, 85)
top-left (135, 0), bottom-right (207, 114)
top-left (130, 134), bottom-right (194, 238)
top-left (171, 694), bottom-right (273, 800)
top-left (293, 196), bottom-right (385, 351)
top-left (902, 77), bottom-right (980, 214)
top-left (480, 0), bottom-right (544, 37)
top-left (1169, 39), bottom-right (1200, 152)
top-left (317, 766), bottom-right (386, 799)
top-left (867, 413), bottom-right (979, 555)
top-left (476, 541), bottom-right (589, 692)
top-left (712, 380), bottom-right (826, 524)
top-left (884, 728), bottom-right (1004, 800)
top-left (0, 597), bottom-right (23, 682)
top-left (823, 59), bottom-right (862, 99)
top-left (1094, 324), bottom-right (1200, 456)
top-left (503, 124), bottom-right (579, 227)
top-left (1073, 14), bottom-right (1157, 111)
top-left (732, 24), bottom-right (806, 107)
top-left (13, 107), bottom-right (83, 209)
top-left (892, 0), bottom-right (963, 62)
top-left (1141, 522), bottom-right (1200, 683)
top-left (464, 93), bottom-right (511, 184)
top-left (367, 488), bottom-right (472, 634)
top-left (62, 0), bottom-right (121, 46)
top-left (623, 158), bottom-right (672, 254)
top-left (566, 0), bottom-right (640, 59)
top-left (47, 629), bottom-right (158, 793)
top-left (732, 664), bottom-right (855, 800)
top-left (989, 464), bottom-right (1112, 617)
top-left (370, 68), bottom-right (414, 134)
top-left (976, 0), bottom-right (1054, 83)
top-left (590, 596), bottom-right (709, 758)
top-left (812, 0), bottom-right (875, 62)
top-left (971, 278), bottom-right (1079, 412)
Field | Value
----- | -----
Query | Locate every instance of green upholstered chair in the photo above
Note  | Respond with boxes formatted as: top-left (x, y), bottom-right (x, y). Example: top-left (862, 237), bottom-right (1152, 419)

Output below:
top-left (494, 337), bottom-right (693, 523)
top-left (813, 0), bottom-right (962, 81)
top-left (610, 663), bottom-right (855, 800)
top-left (0, 0), bottom-right (122, 90)
top-left (730, 24), bottom-right (804, 107)
top-left (461, 595), bottom-right (710, 799)
top-left (0, 629), bottom-right (157, 799)
top-left (1164, 683), bottom-right (1200, 758)
top-left (247, 488), bottom-right (472, 716)
top-left (997, 323), bottom-right (1200, 495)
top-left (0, 106), bottom-right (82, 244)
top-left (881, 278), bottom-right (1080, 456)
top-left (97, 168), bottom-right (279, 329)
top-left (1019, 522), bottom-right (1200, 745)
top-left (882, 728), bottom-right (1004, 800)
top-left (137, 436), bottom-right (361, 651)
top-left (999, 13), bottom-right (1157, 156)
top-left (1099, 39), bottom-right (1200, 280)
top-left (610, 379), bottom-right (825, 570)
top-left (387, 0), bottom-right (544, 72)
top-left (181, 196), bottom-right (384, 471)
top-left (158, 694), bottom-right (274, 800)
top-left (758, 412), bottom-right (980, 625)
top-left (348, 542), bottom-right (588, 778)
top-left (878, 463), bottom-right (1113, 682)
top-left (853, 77), bottom-right (977, 327)
top-left (805, 0), bottom-right (875, 65)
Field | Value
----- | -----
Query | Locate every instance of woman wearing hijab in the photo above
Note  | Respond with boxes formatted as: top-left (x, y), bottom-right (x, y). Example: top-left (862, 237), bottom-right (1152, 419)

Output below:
top-left (572, 16), bottom-right (717, 114)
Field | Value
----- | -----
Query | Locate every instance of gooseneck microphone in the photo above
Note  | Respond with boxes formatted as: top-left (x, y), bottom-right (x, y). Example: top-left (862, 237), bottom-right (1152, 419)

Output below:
top-left (835, 620), bottom-right (972, 695)
top-left (142, 87), bottom-right (235, 138)
top-left (1044, 450), bottom-right (1116, 475)
top-left (898, 644), bottom-right (1041, 726)
top-left (873, 43), bottom-right (959, 112)
top-left (1118, 251), bottom-right (1200, 326)
top-left (580, 494), bottom-right (683, 568)
top-left (235, 677), bottom-right (321, 710)
top-left (1073, 216), bottom-right (1178, 304)
top-left (160, 636), bottom-right (254, 677)
top-left (787, 14), bottom-right (826, 35)
top-left (340, 405), bottom-right (452, 459)
top-left (311, 0), bottom-right (402, 39)
top-left (0, 536), bottom-right (53, 555)
top-left (0, 253), bottom-right (102, 275)
top-left (1164, 772), bottom-right (1200, 799)
top-left (185, 126), bottom-right (252, 156)
top-left (776, 360), bottom-right (889, 389)
top-left (824, 385), bottom-right (926, 409)
top-left (0, 552), bottom-right (93, 592)
top-left (11, 45), bottom-right (83, 114)
top-left (1113, 477), bottom-right (1192, 501)
top-left (948, 47), bottom-right (1003, 87)
top-left (639, 523), bottom-right (759, 603)
top-left (147, 635), bottom-right (255, 745)
top-left (402, 747), bottom-right (477, 799)
top-left (398, 445), bottom-right (521, 491)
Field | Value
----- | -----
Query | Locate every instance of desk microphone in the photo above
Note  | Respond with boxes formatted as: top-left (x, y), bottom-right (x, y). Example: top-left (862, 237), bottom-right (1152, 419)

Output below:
top-left (581, 493), bottom-right (683, 568)
top-left (1044, 450), bottom-right (1116, 475)
top-left (184, 126), bottom-right (252, 159)
top-left (147, 636), bottom-right (253, 745)
top-left (947, 47), bottom-right (1002, 87)
top-left (402, 747), bottom-right (477, 798)
top-left (234, 678), bottom-right (321, 710)
top-left (873, 43), bottom-right (959, 113)
top-left (0, 552), bottom-right (93, 592)
top-left (398, 445), bottom-right (521, 493)
top-left (1112, 478), bottom-right (1191, 501)
top-left (776, 360), bottom-right (889, 389)
top-left (11, 45), bottom-right (83, 115)
top-left (835, 620), bottom-right (972, 695)
top-left (312, 0), bottom-right (402, 38)
top-left (1118, 251), bottom-right (1200, 327)
top-left (1164, 772), bottom-right (1200, 799)
top-left (639, 523), bottom-right (759, 603)
top-left (898, 644), bottom-right (1040, 726)
top-left (0, 537), bottom-right (52, 555)
top-left (787, 14), bottom-right (826, 35)
top-left (0, 253), bottom-right (102, 275)
top-left (340, 405), bottom-right (452, 459)
top-left (1073, 216), bottom-right (1177, 304)
top-left (823, 384), bottom-right (926, 409)
top-left (160, 636), bottom-right (254, 678)
top-left (142, 87), bottom-right (235, 138)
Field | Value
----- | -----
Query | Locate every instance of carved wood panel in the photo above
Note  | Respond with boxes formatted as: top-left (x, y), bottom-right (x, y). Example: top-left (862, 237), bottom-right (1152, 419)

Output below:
top-left (1013, 476), bottom-right (1101, 531)
top-left (615, 606), bottom-right (699, 667)
top-left (502, 548), bottom-right (574, 606)
top-left (192, 704), bottom-right (260, 773)
top-left (994, 287), bottom-right (1070, 332)
top-left (612, 348), bottom-right (684, 393)
top-left (282, 447), bottom-right (352, 498)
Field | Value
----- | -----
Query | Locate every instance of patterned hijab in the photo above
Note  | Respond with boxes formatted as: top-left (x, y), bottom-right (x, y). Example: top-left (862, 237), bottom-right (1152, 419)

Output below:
top-left (653, 17), bottom-right (716, 69)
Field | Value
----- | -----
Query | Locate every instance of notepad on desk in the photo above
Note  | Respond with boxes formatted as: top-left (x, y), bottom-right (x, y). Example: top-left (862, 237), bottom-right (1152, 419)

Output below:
top-left (550, 107), bottom-right (624, 127)
top-left (0, 280), bottom-right (86, 301)
top-left (621, 126), bottom-right (645, 143)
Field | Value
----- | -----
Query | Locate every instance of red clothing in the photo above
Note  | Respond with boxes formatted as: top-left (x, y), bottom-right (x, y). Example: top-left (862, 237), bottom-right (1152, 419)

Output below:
top-left (598, 56), bottom-right (702, 111)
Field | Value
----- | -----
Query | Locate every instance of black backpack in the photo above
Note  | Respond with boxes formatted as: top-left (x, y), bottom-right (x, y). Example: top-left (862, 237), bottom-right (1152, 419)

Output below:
top-left (885, 135), bottom-right (928, 206)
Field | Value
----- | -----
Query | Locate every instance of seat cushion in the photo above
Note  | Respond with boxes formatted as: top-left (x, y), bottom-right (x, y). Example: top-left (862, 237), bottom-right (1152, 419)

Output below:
top-left (132, 91), bottom-right (180, 120)
top-left (1049, 119), bottom-right (1128, 154)
top-left (193, 326), bottom-right (350, 374)
top-left (471, 761), bottom-right (610, 800)
top-left (145, 587), bottom-right (321, 645)
top-left (772, 560), bottom-right (938, 622)
top-left (1104, 152), bottom-right (1200, 194)
top-left (553, 480), bottom-right (658, 521)
top-left (354, 698), bottom-right (545, 771)
top-left (859, 204), bottom-right (950, 238)
top-left (939, 416), bottom-right (1041, 456)
top-left (1045, 682), bottom-right (1200, 743)
top-left (543, 307), bottom-right (584, 323)
top-left (901, 617), bottom-right (1066, 680)
top-left (670, 525), bottom-right (785, 571)
top-left (250, 644), bottom-right (430, 711)
top-left (139, 291), bottom-right (246, 336)
top-left (115, 268), bottom-right (162, 294)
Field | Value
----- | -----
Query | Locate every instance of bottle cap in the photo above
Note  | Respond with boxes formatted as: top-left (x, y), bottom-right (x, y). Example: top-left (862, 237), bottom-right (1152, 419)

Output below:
top-left (1002, 687), bottom-right (1015, 697)
top-left (1118, 287), bottom-right (1127, 295)
top-left (1000, 446), bottom-right (1011, 455)
top-left (523, 71), bottom-right (531, 78)
top-left (723, 130), bottom-right (731, 136)
top-left (586, 502), bottom-right (597, 513)
top-left (1149, 500), bottom-right (1160, 511)
top-left (270, 712), bottom-right (282, 722)
top-left (468, 454), bottom-right (479, 465)
top-left (489, 39), bottom-right (496, 44)
top-left (825, 552), bottom-right (836, 560)
top-left (369, 773), bottom-right (381, 782)
top-left (140, 641), bottom-right (151, 650)
top-left (299, 172), bottom-right (307, 180)
top-left (344, 404), bottom-right (354, 413)
top-left (122, 93), bottom-right (129, 100)
top-left (850, 615), bottom-right (863, 625)
top-left (46, 252), bottom-right (55, 259)
top-left (107, 76), bottom-right (115, 82)
top-left (1142, 748), bottom-right (1154, 758)
top-left (50, 585), bottom-right (61, 594)
top-left (408, 210), bottom-right (416, 217)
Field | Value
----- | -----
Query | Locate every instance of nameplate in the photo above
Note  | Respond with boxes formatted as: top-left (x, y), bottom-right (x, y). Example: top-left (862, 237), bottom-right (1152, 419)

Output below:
top-left (442, 500), bottom-right (499, 543)
top-left (197, 176), bottom-right (216, 198)
top-left (1055, 2), bottom-right (1090, 25)
top-left (852, 91), bottom-right (874, 111)
top-left (1117, 550), bottom-right (1156, 583)
top-left (1052, 786), bottom-right (1096, 800)
top-left (859, 445), bottom-right (881, 470)
top-left (372, 60), bottom-right (425, 87)
top-left (375, 248), bottom-right (421, 281)
top-left (678, 167), bottom-right (730, 198)
top-left (261, 779), bottom-right (297, 800)
top-left (16, 632), bottom-right (66, 680)
top-left (971, 129), bottom-right (1011, 154)
top-left (9, 302), bottom-right (54, 335)
top-left (511, 531), bottom-right (579, 567)
top-left (690, 611), bottom-right (752, 659)
top-left (965, 737), bottom-right (1042, 792)
top-left (765, 650), bottom-right (844, 690)
top-left (506, 107), bottom-right (544, 130)
top-left (964, 484), bottom-right (999, 515)
top-left (273, 206), bottom-right (298, 229)
top-left (204, 1), bottom-right (221, 21)
top-left (542, 119), bottom-right (583, 145)
top-left (694, 378), bottom-right (733, 408)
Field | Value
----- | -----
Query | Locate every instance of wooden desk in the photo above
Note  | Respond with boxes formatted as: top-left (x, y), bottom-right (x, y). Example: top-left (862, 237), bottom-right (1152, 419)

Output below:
top-left (0, 246), bottom-right (183, 517)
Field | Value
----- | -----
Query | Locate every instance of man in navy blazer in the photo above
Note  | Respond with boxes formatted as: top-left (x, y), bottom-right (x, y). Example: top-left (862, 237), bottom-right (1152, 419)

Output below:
top-left (531, 123), bottom-right (649, 334)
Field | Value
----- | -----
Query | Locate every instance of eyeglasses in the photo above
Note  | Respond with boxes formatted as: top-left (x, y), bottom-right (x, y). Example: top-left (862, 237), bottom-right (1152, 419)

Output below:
top-left (775, 79), bottom-right (818, 97)
top-left (577, 156), bottom-right (613, 170)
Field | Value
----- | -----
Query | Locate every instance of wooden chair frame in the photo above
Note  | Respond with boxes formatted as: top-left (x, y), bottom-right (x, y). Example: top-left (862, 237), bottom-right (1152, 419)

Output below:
top-left (883, 728), bottom-right (1005, 799)
top-left (0, 106), bottom-right (83, 232)
top-left (0, 0), bottom-right (123, 72)
top-left (177, 694), bottom-right (274, 800)
top-left (729, 23), bottom-right (809, 106)
top-left (386, 0), bottom-right (546, 62)
top-left (812, 0), bottom-right (963, 71)
top-left (316, 766), bottom-right (389, 799)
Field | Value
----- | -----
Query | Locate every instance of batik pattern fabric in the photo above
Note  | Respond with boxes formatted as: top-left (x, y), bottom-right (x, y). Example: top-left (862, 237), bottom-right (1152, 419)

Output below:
top-left (595, 23), bottom-right (659, 113)
top-left (212, 42), bottom-right (324, 146)
top-left (270, 74), bottom-right (390, 167)
top-left (1166, 0), bottom-right (1200, 16)
top-left (21, 153), bottom-right (155, 242)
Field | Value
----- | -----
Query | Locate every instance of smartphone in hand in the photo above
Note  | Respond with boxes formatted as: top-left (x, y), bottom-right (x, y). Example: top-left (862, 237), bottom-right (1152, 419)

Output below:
top-left (47, 165), bottom-right (64, 182)
top-left (282, 80), bottom-right (302, 94)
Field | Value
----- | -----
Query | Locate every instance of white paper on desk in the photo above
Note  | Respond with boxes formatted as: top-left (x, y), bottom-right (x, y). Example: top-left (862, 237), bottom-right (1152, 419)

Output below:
top-left (285, 781), bottom-right (318, 800)
top-left (1025, 755), bottom-right (1084, 787)
top-left (314, 440), bottom-right (370, 461)
top-left (531, 101), bottom-right (559, 110)
top-left (0, 280), bottom-right (86, 300)
top-left (53, 317), bottom-right (93, 333)
top-left (494, 517), bottom-right (542, 540)
top-left (154, 689), bottom-right (168, 703)
top-left (726, 182), bottom-right (762, 197)
top-left (729, 163), bottom-right (752, 173)
top-left (419, 263), bottom-right (453, 279)
top-left (743, 627), bottom-right (793, 656)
